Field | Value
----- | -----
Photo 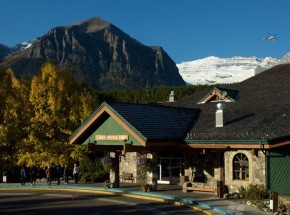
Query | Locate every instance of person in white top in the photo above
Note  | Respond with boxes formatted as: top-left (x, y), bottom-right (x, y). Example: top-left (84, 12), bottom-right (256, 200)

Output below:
top-left (73, 163), bottom-right (80, 184)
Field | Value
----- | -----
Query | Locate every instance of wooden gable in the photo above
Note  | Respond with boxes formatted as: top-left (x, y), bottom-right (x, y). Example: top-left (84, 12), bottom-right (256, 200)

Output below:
top-left (69, 102), bottom-right (146, 146)
top-left (84, 116), bottom-right (143, 146)
top-left (198, 87), bottom-right (235, 104)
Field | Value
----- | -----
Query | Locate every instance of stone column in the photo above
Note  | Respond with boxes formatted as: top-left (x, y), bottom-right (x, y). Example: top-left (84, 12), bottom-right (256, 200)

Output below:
top-left (109, 152), bottom-right (120, 188)
top-left (148, 152), bottom-right (158, 191)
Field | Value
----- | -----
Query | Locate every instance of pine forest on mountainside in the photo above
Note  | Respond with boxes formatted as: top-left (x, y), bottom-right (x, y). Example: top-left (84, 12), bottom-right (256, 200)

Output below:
top-left (0, 62), bottom-right (215, 181)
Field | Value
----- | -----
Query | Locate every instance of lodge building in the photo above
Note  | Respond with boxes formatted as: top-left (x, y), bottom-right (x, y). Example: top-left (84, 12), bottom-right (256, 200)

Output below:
top-left (69, 64), bottom-right (290, 196)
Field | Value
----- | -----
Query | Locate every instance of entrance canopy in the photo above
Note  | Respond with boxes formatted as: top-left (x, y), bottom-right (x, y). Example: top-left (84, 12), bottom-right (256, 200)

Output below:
top-left (69, 102), bottom-right (199, 150)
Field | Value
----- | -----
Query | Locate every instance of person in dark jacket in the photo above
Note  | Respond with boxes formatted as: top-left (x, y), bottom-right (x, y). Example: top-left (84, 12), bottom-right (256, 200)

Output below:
top-left (30, 165), bottom-right (37, 186)
top-left (20, 165), bottom-right (26, 185)
top-left (55, 165), bottom-right (62, 185)
top-left (63, 164), bottom-right (69, 184)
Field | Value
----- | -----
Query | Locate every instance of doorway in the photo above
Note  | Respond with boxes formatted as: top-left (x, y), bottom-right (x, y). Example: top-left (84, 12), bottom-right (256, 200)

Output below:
top-left (157, 157), bottom-right (184, 184)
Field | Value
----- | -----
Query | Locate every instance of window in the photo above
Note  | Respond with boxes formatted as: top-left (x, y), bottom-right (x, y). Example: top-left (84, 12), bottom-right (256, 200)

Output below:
top-left (233, 153), bottom-right (249, 180)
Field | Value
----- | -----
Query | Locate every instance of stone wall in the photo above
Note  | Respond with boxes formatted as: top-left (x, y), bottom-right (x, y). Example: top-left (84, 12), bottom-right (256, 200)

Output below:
top-left (224, 149), bottom-right (266, 193)
top-left (118, 149), bottom-right (266, 193)
top-left (119, 152), bottom-right (138, 182)
top-left (184, 150), bottom-right (223, 189)
top-left (183, 149), bottom-right (266, 192)
top-left (119, 152), bottom-right (157, 190)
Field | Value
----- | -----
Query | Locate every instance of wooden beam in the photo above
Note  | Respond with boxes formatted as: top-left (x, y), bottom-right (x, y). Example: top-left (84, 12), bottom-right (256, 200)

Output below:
top-left (145, 140), bottom-right (177, 147)
top-left (185, 144), bottom-right (262, 149)
top-left (87, 143), bottom-right (122, 152)
top-left (70, 108), bottom-right (108, 144)
top-left (188, 141), bottom-right (290, 150)
top-left (105, 107), bottom-right (146, 146)
top-left (123, 144), bottom-right (145, 153)
top-left (122, 144), bottom-right (182, 153)
top-left (267, 140), bottom-right (290, 149)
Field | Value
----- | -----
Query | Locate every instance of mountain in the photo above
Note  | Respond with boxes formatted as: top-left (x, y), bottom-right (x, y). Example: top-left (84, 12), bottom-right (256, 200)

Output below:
top-left (0, 43), bottom-right (10, 62)
top-left (177, 56), bottom-right (280, 85)
top-left (10, 40), bottom-right (35, 54)
top-left (280, 52), bottom-right (290, 63)
top-left (0, 17), bottom-right (185, 90)
top-left (0, 41), bottom-right (35, 61)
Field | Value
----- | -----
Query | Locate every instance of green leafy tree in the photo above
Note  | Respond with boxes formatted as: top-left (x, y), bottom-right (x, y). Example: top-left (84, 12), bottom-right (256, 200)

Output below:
top-left (71, 145), bottom-right (108, 182)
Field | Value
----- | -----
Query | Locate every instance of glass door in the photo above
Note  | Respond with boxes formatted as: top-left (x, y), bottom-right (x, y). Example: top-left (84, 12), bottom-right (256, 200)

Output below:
top-left (157, 157), bottom-right (184, 184)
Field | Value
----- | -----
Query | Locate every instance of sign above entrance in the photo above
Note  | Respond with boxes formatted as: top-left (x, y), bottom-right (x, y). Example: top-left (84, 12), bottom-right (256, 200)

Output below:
top-left (95, 135), bottom-right (129, 141)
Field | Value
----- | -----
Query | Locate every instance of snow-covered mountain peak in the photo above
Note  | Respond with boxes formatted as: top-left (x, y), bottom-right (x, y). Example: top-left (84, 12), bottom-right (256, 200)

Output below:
top-left (280, 53), bottom-right (290, 63)
top-left (10, 40), bottom-right (35, 54)
top-left (177, 55), bottom-right (280, 85)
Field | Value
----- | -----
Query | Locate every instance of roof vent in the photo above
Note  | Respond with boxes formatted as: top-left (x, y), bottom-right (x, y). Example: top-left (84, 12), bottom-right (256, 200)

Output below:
top-left (169, 91), bottom-right (175, 102)
top-left (216, 102), bottom-right (225, 127)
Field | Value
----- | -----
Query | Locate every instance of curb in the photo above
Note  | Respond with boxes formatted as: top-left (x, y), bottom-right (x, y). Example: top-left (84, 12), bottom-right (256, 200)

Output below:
top-left (0, 184), bottom-right (231, 215)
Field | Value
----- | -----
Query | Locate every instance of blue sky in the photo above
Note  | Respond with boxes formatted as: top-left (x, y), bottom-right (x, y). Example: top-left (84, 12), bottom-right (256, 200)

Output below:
top-left (1, 0), bottom-right (290, 63)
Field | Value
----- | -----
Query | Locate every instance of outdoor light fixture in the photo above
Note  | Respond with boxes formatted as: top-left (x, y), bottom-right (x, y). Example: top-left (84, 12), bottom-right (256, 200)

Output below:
top-left (216, 102), bottom-right (225, 110)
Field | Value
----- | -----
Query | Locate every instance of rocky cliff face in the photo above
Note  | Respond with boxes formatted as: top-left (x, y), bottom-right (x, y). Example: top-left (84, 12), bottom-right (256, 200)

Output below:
top-left (0, 17), bottom-right (185, 90)
top-left (0, 43), bottom-right (10, 61)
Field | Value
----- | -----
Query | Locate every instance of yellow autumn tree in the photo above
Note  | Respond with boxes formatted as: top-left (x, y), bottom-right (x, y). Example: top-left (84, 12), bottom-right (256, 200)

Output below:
top-left (17, 62), bottom-right (72, 167)
top-left (16, 62), bottom-right (99, 168)
top-left (0, 69), bottom-right (31, 172)
top-left (69, 88), bottom-right (99, 125)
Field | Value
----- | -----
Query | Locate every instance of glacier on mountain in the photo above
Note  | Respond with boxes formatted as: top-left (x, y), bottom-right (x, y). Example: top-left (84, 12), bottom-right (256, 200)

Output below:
top-left (177, 56), bottom-right (279, 85)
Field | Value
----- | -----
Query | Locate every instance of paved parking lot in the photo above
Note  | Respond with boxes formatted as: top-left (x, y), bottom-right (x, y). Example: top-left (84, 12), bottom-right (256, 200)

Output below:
top-left (0, 190), bottom-right (204, 215)
top-left (0, 182), bottom-right (272, 215)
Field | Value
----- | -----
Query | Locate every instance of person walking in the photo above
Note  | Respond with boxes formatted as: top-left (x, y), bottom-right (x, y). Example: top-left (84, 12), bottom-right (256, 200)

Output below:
top-left (63, 164), bottom-right (69, 184)
top-left (73, 163), bottom-right (79, 184)
top-left (45, 164), bottom-right (52, 185)
top-left (20, 165), bottom-right (26, 185)
top-left (30, 165), bottom-right (37, 186)
top-left (55, 165), bottom-right (62, 185)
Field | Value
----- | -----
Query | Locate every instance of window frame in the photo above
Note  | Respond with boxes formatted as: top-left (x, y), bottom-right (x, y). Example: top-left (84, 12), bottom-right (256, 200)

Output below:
top-left (233, 153), bottom-right (249, 180)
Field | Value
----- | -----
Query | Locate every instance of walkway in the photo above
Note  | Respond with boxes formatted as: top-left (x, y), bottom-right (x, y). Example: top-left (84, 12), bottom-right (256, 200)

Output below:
top-left (0, 182), bottom-right (271, 215)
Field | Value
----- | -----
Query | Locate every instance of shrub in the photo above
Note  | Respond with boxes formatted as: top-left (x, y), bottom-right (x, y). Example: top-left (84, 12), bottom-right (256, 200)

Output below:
top-left (79, 158), bottom-right (109, 182)
top-left (239, 184), bottom-right (268, 200)
top-left (238, 186), bottom-right (247, 198)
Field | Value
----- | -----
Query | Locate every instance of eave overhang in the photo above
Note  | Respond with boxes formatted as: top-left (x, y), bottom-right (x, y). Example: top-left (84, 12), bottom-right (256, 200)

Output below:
top-left (69, 102), bottom-right (147, 146)
top-left (185, 138), bottom-right (290, 149)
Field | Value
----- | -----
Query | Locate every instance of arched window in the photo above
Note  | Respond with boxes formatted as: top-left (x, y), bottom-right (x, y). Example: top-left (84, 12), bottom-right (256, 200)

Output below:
top-left (233, 153), bottom-right (249, 180)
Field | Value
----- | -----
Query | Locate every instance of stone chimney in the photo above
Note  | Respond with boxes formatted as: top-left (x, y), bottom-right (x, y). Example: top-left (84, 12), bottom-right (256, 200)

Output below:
top-left (216, 102), bottom-right (225, 127)
top-left (169, 91), bottom-right (175, 102)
